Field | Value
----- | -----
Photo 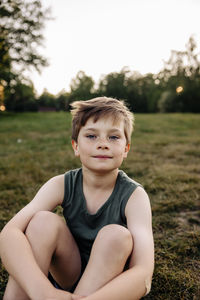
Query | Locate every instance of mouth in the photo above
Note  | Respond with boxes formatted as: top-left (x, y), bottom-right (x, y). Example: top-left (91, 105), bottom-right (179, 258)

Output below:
top-left (92, 155), bottom-right (112, 159)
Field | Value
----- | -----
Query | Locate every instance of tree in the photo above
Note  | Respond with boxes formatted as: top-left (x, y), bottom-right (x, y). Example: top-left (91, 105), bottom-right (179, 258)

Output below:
top-left (157, 36), bottom-right (200, 112)
top-left (37, 90), bottom-right (57, 111)
top-left (4, 81), bottom-right (37, 111)
top-left (55, 91), bottom-right (70, 111)
top-left (126, 73), bottom-right (160, 113)
top-left (0, 0), bottom-right (50, 89)
top-left (0, 32), bottom-right (12, 86)
top-left (158, 36), bottom-right (200, 83)
top-left (98, 68), bottom-right (129, 100)
top-left (97, 69), bottom-right (160, 113)
top-left (69, 71), bottom-right (95, 101)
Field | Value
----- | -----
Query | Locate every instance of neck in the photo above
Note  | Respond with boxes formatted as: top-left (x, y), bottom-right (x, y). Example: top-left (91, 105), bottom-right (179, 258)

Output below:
top-left (82, 167), bottom-right (119, 190)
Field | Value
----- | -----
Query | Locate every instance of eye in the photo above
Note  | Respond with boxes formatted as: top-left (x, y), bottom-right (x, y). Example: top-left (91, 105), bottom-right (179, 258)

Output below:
top-left (109, 135), bottom-right (119, 140)
top-left (86, 134), bottom-right (96, 139)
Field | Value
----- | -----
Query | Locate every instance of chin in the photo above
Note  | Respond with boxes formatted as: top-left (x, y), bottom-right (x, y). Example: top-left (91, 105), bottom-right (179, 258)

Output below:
top-left (89, 166), bottom-right (119, 174)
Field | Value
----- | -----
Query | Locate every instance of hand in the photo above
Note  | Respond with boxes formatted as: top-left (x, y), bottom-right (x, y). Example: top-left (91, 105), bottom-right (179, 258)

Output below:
top-left (72, 294), bottom-right (86, 299)
top-left (45, 289), bottom-right (86, 300)
top-left (45, 289), bottom-right (76, 300)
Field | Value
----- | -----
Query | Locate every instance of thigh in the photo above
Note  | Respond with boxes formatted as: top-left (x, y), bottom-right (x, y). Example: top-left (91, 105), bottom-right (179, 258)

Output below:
top-left (48, 214), bottom-right (82, 290)
top-left (26, 211), bottom-right (82, 291)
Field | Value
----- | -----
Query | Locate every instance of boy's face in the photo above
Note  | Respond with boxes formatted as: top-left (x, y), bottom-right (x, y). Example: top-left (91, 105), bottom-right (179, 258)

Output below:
top-left (72, 116), bottom-right (130, 173)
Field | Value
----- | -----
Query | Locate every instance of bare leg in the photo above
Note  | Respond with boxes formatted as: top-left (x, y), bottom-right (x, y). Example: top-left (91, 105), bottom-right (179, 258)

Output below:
top-left (3, 276), bottom-right (31, 300)
top-left (74, 224), bottom-right (133, 296)
top-left (3, 211), bottom-right (81, 300)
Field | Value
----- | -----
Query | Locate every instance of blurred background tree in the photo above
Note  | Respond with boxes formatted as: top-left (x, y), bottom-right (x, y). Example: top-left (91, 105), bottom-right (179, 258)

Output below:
top-left (0, 0), bottom-right (50, 111)
top-left (4, 81), bottom-right (37, 111)
top-left (157, 36), bottom-right (200, 112)
top-left (126, 72), bottom-right (159, 113)
top-left (37, 90), bottom-right (56, 111)
top-left (55, 90), bottom-right (70, 111)
top-left (97, 68), bottom-right (129, 100)
top-left (68, 71), bottom-right (95, 103)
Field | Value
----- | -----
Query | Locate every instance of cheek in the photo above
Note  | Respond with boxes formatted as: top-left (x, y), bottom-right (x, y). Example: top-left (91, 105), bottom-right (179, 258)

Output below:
top-left (79, 143), bottom-right (91, 154)
top-left (117, 143), bottom-right (127, 153)
top-left (114, 148), bottom-right (126, 158)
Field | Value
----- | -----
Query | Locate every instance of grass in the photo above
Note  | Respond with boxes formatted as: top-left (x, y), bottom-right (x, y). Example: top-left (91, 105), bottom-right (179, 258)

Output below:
top-left (0, 112), bottom-right (200, 299)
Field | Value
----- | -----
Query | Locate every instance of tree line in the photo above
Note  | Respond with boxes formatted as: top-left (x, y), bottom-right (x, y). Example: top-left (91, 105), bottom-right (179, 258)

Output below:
top-left (1, 0), bottom-right (200, 113)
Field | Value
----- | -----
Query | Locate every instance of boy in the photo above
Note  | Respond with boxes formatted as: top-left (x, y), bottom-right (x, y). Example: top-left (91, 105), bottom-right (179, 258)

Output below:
top-left (0, 97), bottom-right (154, 300)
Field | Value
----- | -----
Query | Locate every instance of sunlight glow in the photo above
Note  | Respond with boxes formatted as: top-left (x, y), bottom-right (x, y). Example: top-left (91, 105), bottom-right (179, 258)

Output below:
top-left (0, 105), bottom-right (6, 111)
top-left (176, 86), bottom-right (184, 93)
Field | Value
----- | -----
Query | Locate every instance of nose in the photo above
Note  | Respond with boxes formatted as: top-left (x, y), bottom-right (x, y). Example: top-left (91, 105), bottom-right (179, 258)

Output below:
top-left (97, 137), bottom-right (109, 149)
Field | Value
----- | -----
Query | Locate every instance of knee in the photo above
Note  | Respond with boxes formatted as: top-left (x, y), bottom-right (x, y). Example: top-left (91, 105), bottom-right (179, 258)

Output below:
top-left (25, 211), bottom-right (62, 242)
top-left (97, 224), bottom-right (133, 257)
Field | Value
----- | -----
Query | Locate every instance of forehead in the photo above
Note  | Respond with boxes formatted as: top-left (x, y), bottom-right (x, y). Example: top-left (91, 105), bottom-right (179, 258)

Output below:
top-left (83, 115), bottom-right (125, 130)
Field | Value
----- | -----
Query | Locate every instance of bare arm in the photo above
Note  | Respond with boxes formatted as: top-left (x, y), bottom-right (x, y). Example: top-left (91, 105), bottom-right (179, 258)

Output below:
top-left (83, 187), bottom-right (154, 300)
top-left (0, 175), bottom-right (69, 300)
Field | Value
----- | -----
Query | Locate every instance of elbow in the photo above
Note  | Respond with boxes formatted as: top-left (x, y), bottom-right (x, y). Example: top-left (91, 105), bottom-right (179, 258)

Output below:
top-left (138, 258), bottom-right (154, 296)
top-left (131, 264), bottom-right (153, 297)
top-left (0, 225), bottom-right (10, 252)
top-left (144, 275), bottom-right (152, 296)
top-left (144, 256), bottom-right (154, 296)
top-left (143, 265), bottom-right (154, 296)
top-left (0, 224), bottom-right (17, 257)
top-left (138, 265), bottom-right (154, 296)
top-left (0, 223), bottom-right (7, 241)
top-left (0, 226), bottom-right (7, 259)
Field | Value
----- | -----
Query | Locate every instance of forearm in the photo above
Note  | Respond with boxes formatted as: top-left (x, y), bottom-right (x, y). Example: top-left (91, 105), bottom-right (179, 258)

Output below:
top-left (0, 227), bottom-right (54, 300)
top-left (84, 266), bottom-right (151, 300)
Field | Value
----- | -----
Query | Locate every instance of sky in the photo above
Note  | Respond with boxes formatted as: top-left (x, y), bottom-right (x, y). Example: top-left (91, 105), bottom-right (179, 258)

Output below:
top-left (28, 0), bottom-right (200, 96)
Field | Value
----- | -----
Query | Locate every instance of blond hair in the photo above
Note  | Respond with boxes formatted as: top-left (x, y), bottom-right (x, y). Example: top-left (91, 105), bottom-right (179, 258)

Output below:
top-left (70, 97), bottom-right (134, 144)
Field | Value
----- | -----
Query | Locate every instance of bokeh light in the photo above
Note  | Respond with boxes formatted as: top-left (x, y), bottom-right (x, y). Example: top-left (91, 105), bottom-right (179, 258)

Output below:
top-left (0, 105), bottom-right (6, 111)
top-left (176, 86), bottom-right (183, 93)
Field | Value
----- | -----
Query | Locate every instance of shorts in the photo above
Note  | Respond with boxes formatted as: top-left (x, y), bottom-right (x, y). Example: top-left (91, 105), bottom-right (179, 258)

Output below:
top-left (48, 272), bottom-right (79, 292)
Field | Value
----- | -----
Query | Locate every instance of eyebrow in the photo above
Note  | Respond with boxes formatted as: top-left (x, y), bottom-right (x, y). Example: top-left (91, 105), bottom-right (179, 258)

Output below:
top-left (83, 127), bottom-right (123, 133)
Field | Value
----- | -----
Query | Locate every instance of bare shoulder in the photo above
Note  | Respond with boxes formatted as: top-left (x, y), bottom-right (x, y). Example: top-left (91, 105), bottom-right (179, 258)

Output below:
top-left (32, 173), bottom-right (65, 206)
top-left (44, 173), bottom-right (65, 192)
top-left (125, 186), bottom-right (151, 212)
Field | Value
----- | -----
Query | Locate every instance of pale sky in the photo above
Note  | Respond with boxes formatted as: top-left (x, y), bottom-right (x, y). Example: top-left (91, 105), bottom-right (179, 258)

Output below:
top-left (28, 0), bottom-right (200, 96)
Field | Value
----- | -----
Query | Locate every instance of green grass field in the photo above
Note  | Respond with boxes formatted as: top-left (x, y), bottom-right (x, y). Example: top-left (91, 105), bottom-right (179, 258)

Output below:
top-left (0, 112), bottom-right (199, 299)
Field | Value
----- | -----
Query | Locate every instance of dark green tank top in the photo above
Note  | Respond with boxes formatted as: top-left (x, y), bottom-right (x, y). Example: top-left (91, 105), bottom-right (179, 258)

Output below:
top-left (61, 168), bottom-right (141, 270)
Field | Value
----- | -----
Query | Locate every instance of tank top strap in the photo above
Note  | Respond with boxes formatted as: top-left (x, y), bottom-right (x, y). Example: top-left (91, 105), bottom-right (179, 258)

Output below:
top-left (61, 168), bottom-right (82, 208)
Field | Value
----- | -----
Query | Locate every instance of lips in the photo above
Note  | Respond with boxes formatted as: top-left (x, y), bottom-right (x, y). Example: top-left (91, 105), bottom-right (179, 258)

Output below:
top-left (93, 155), bottom-right (112, 159)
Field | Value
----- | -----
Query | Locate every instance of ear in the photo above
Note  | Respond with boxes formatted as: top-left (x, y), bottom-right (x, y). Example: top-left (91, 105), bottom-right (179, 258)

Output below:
top-left (72, 140), bottom-right (79, 156)
top-left (123, 143), bottom-right (130, 158)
